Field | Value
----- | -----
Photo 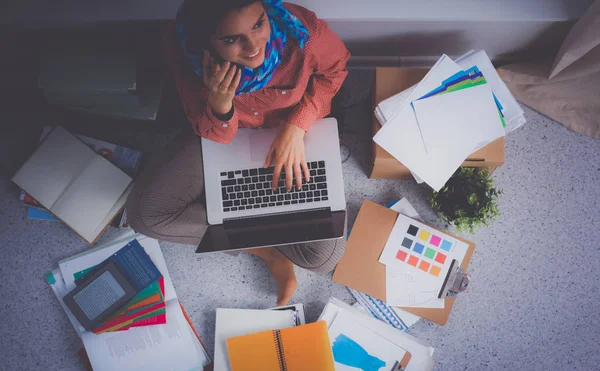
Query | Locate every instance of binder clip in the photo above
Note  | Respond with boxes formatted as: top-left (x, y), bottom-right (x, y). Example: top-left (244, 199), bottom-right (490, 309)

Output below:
top-left (391, 361), bottom-right (404, 371)
top-left (438, 259), bottom-right (470, 299)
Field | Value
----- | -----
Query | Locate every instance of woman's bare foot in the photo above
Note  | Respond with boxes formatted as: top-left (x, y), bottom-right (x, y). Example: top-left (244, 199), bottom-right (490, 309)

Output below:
top-left (246, 247), bottom-right (297, 306)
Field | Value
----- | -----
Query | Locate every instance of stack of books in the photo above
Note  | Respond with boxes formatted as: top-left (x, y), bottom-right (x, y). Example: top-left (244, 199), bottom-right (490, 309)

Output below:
top-left (18, 126), bottom-right (142, 228)
top-left (46, 230), bottom-right (212, 371)
top-left (73, 239), bottom-right (167, 334)
top-left (374, 50), bottom-right (525, 191)
top-left (39, 42), bottom-right (163, 121)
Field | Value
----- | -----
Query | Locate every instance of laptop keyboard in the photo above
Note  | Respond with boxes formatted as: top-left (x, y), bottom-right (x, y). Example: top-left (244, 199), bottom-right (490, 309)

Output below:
top-left (219, 161), bottom-right (329, 212)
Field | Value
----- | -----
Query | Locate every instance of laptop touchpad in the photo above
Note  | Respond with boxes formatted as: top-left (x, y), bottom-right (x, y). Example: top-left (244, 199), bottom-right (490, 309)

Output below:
top-left (249, 130), bottom-right (277, 162)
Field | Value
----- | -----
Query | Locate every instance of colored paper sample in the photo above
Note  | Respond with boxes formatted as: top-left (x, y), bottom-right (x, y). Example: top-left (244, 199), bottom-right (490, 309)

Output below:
top-left (327, 311), bottom-right (407, 371)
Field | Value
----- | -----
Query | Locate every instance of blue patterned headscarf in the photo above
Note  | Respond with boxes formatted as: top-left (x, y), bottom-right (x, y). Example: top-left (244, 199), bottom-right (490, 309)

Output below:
top-left (176, 0), bottom-right (310, 96)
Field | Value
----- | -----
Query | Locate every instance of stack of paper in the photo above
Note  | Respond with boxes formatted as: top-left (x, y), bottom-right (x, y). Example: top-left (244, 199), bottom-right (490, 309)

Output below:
top-left (455, 50), bottom-right (526, 133)
top-left (374, 51), bottom-right (525, 191)
top-left (40, 42), bottom-right (163, 121)
top-left (46, 230), bottom-right (211, 371)
top-left (319, 298), bottom-right (435, 371)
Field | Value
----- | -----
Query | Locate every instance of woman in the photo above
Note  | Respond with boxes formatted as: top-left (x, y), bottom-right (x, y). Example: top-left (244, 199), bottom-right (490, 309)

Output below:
top-left (126, 0), bottom-right (350, 305)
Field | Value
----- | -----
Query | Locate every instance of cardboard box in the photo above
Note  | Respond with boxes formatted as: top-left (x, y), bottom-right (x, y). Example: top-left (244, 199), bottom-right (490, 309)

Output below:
top-left (370, 67), bottom-right (505, 179)
top-left (333, 200), bottom-right (476, 326)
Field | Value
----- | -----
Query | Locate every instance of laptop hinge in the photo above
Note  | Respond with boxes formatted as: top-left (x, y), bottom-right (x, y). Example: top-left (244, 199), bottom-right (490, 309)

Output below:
top-left (223, 208), bottom-right (331, 229)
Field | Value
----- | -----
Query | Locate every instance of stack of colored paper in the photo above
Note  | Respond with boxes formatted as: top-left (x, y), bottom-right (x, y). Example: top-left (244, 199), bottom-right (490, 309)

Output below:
top-left (71, 240), bottom-right (166, 334)
top-left (374, 51), bottom-right (525, 191)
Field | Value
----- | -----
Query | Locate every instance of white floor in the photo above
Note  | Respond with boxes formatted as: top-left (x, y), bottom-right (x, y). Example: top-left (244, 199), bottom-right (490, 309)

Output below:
top-left (1, 104), bottom-right (599, 371)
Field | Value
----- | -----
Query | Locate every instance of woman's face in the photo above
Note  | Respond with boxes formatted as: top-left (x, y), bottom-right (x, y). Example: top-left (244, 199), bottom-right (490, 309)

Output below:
top-left (209, 1), bottom-right (271, 69)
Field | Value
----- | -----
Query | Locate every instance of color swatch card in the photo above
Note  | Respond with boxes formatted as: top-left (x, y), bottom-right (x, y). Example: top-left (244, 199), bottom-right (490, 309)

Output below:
top-left (385, 199), bottom-right (444, 308)
top-left (378, 214), bottom-right (469, 306)
top-left (328, 311), bottom-right (407, 371)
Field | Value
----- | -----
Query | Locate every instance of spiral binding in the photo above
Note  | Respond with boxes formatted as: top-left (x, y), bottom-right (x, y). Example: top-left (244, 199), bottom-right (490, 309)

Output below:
top-left (273, 330), bottom-right (288, 371)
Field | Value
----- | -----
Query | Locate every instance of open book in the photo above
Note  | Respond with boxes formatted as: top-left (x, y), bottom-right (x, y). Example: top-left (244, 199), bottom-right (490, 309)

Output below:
top-left (46, 230), bottom-right (211, 371)
top-left (12, 126), bottom-right (133, 244)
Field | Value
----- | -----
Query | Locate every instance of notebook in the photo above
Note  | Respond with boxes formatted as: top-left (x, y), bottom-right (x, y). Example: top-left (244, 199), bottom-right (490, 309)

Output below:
top-left (12, 126), bottom-right (133, 244)
top-left (226, 321), bottom-right (335, 371)
top-left (214, 308), bottom-right (298, 371)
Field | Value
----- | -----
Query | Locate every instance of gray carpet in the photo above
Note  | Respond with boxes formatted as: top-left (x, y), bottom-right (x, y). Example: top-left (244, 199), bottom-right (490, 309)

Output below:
top-left (1, 101), bottom-right (599, 370)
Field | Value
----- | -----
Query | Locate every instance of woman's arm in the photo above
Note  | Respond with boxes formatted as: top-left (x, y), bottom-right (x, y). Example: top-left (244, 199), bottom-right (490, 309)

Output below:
top-left (162, 23), bottom-right (239, 144)
top-left (285, 14), bottom-right (351, 131)
top-left (264, 8), bottom-right (350, 190)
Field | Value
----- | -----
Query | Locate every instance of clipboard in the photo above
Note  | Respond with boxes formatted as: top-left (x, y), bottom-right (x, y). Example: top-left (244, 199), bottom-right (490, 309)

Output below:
top-left (333, 200), bottom-right (475, 325)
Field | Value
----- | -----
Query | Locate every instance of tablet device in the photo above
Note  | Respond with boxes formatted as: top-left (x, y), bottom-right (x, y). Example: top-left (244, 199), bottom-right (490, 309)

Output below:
top-left (63, 260), bottom-right (137, 331)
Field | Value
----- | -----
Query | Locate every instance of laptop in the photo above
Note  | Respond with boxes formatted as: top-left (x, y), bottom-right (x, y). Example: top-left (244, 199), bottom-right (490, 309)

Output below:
top-left (196, 118), bottom-right (346, 253)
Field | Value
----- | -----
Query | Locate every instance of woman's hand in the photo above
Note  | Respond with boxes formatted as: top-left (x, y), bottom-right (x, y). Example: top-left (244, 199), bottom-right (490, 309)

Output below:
top-left (202, 51), bottom-right (241, 115)
top-left (264, 124), bottom-right (311, 191)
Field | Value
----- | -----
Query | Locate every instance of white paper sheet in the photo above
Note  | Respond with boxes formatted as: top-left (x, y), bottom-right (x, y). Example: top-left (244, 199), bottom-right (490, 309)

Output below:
top-left (319, 299), bottom-right (435, 371)
top-left (409, 83), bottom-right (506, 191)
top-left (455, 49), bottom-right (526, 133)
top-left (328, 311), bottom-right (407, 371)
top-left (392, 307), bottom-right (422, 328)
top-left (389, 198), bottom-right (421, 219)
top-left (385, 270), bottom-right (445, 308)
top-left (82, 300), bottom-right (207, 371)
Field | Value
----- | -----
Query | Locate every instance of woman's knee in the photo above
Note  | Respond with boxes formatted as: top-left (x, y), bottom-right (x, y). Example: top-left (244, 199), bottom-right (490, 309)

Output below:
top-left (125, 183), bottom-right (180, 237)
top-left (281, 238), bottom-right (347, 274)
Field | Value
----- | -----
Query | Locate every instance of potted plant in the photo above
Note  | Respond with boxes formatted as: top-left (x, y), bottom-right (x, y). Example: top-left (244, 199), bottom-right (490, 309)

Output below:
top-left (430, 167), bottom-right (501, 233)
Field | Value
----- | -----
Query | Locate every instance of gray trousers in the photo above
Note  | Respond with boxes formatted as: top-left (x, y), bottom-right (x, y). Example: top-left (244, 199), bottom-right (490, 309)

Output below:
top-left (126, 133), bottom-right (346, 274)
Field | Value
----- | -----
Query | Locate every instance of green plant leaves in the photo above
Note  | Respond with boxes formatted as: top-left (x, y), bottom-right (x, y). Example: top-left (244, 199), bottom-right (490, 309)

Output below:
top-left (430, 167), bottom-right (501, 233)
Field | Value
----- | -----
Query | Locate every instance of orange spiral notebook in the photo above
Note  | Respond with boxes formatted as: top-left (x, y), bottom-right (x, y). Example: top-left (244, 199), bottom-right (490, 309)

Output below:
top-left (226, 321), bottom-right (335, 371)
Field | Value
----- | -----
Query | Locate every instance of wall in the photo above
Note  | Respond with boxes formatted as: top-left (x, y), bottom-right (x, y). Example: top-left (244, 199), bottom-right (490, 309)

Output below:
top-left (1, 0), bottom-right (594, 65)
